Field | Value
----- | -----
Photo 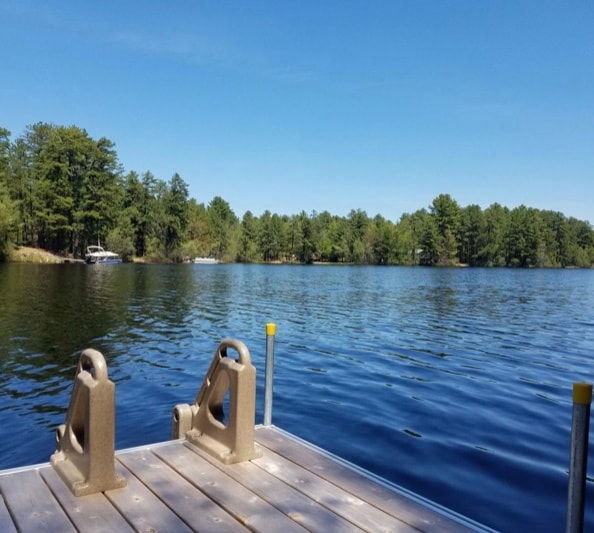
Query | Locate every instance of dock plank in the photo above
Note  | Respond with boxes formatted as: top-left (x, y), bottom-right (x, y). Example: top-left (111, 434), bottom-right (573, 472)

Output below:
top-left (252, 438), bottom-right (418, 532)
top-left (117, 446), bottom-right (249, 532)
top-left (154, 441), bottom-right (308, 533)
top-left (0, 493), bottom-right (18, 533)
top-left (255, 426), bottom-right (477, 533)
top-left (39, 466), bottom-right (134, 533)
top-left (105, 458), bottom-right (195, 533)
top-left (0, 468), bottom-right (76, 532)
top-left (178, 441), bottom-right (366, 532)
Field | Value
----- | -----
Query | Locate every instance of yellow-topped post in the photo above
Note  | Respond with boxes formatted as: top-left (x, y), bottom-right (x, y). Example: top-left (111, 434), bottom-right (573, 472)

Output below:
top-left (264, 323), bottom-right (276, 426)
top-left (573, 382), bottom-right (592, 405)
top-left (567, 382), bottom-right (592, 533)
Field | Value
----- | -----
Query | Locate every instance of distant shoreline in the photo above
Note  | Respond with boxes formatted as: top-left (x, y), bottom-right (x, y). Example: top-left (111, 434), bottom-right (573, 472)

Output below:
top-left (4, 247), bottom-right (591, 269)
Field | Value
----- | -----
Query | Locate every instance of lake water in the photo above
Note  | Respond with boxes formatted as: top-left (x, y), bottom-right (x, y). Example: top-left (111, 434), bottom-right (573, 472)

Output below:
top-left (1, 263), bottom-right (593, 531)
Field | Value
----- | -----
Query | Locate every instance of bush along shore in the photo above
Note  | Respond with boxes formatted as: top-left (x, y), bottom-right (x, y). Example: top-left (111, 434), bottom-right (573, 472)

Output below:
top-left (6, 246), bottom-right (64, 264)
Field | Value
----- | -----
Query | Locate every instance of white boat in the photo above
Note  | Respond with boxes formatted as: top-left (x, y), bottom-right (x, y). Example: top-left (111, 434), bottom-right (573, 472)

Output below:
top-left (193, 257), bottom-right (218, 264)
top-left (85, 245), bottom-right (122, 264)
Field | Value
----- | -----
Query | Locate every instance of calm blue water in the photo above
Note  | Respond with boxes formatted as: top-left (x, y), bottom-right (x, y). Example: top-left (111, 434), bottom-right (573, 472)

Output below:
top-left (1, 263), bottom-right (593, 531)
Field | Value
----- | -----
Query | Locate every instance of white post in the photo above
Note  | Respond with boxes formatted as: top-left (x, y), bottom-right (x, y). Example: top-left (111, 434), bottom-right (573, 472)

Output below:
top-left (263, 323), bottom-right (276, 426)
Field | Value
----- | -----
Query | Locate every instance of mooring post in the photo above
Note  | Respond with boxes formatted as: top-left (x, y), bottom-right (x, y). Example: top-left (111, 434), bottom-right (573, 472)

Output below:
top-left (172, 339), bottom-right (262, 464)
top-left (51, 349), bottom-right (126, 496)
top-left (566, 382), bottom-right (592, 533)
top-left (263, 322), bottom-right (276, 426)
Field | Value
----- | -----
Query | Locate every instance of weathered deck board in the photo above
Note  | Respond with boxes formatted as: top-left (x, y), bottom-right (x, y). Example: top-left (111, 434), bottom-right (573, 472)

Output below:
top-left (39, 467), bottom-right (134, 533)
top-left (0, 426), bottom-right (491, 532)
top-left (116, 447), bottom-right (249, 532)
top-left (172, 441), bottom-right (366, 532)
top-left (250, 443), bottom-right (418, 532)
top-left (105, 458), bottom-right (195, 533)
top-left (0, 468), bottom-right (77, 532)
top-left (255, 426), bottom-right (475, 533)
top-left (154, 443), bottom-right (308, 532)
top-left (0, 494), bottom-right (18, 533)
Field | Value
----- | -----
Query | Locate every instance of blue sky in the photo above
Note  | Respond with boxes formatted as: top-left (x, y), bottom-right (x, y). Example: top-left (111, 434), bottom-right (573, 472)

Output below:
top-left (1, 1), bottom-right (593, 223)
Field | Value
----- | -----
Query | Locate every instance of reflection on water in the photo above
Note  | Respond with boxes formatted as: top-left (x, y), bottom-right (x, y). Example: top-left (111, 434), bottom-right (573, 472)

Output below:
top-left (1, 263), bottom-right (593, 531)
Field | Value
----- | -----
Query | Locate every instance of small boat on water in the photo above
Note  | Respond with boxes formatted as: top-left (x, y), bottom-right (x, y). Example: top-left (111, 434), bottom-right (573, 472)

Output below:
top-left (85, 245), bottom-right (122, 264)
top-left (193, 257), bottom-right (218, 264)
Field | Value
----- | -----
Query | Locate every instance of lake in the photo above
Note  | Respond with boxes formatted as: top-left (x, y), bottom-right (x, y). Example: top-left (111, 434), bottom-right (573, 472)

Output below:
top-left (0, 263), bottom-right (593, 531)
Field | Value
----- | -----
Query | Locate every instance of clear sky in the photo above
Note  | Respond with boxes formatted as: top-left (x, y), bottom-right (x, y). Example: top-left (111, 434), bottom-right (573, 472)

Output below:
top-left (1, 1), bottom-right (593, 223)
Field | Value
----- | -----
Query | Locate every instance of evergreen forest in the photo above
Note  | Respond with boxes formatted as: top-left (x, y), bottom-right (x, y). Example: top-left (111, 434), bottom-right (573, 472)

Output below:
top-left (1, 123), bottom-right (593, 267)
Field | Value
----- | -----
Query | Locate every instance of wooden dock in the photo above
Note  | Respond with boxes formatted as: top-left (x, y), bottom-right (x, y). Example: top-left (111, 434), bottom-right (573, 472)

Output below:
top-left (0, 342), bottom-right (496, 532)
top-left (0, 425), bottom-right (490, 533)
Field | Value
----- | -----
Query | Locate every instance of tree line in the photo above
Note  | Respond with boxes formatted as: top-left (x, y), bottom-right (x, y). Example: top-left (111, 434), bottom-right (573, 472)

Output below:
top-left (1, 123), bottom-right (593, 267)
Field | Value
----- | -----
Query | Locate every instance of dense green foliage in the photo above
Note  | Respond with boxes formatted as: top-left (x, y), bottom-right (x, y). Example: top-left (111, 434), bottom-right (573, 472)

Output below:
top-left (1, 123), bottom-right (593, 267)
